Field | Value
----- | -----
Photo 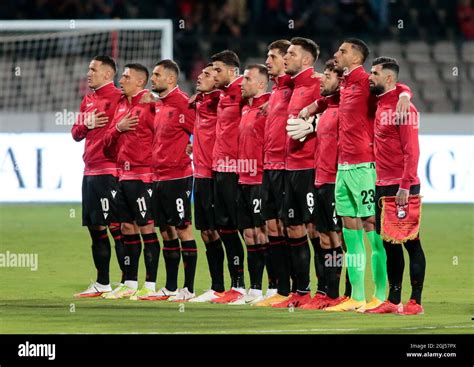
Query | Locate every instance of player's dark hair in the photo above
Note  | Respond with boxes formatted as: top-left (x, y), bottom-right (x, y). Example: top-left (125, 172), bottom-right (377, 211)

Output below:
top-left (372, 56), bottom-right (399, 76)
top-left (343, 38), bottom-right (370, 63)
top-left (268, 39), bottom-right (291, 56)
top-left (245, 63), bottom-right (269, 81)
top-left (205, 62), bottom-right (213, 68)
top-left (211, 50), bottom-right (240, 68)
top-left (290, 37), bottom-right (320, 62)
top-left (324, 58), bottom-right (343, 77)
top-left (155, 59), bottom-right (180, 77)
top-left (124, 63), bottom-right (149, 82)
top-left (93, 55), bottom-right (117, 73)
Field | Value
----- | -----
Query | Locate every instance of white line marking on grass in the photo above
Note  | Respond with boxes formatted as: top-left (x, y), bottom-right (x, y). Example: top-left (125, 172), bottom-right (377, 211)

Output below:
top-left (136, 324), bottom-right (474, 334)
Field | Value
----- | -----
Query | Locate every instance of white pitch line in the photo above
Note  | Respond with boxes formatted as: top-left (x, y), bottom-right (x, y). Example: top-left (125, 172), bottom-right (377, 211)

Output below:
top-left (58, 324), bottom-right (474, 335)
top-left (125, 324), bottom-right (474, 334)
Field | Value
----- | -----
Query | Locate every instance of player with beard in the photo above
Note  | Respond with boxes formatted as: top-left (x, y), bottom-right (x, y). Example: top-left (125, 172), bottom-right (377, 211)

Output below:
top-left (366, 57), bottom-right (425, 315)
top-left (299, 39), bottom-right (412, 312)
top-left (299, 59), bottom-right (350, 309)
top-left (272, 38), bottom-right (321, 308)
top-left (255, 40), bottom-right (295, 307)
top-left (210, 50), bottom-right (248, 304)
top-left (139, 59), bottom-right (197, 302)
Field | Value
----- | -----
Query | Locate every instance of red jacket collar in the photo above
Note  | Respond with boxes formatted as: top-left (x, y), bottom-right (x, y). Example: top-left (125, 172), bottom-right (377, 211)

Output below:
top-left (93, 81), bottom-right (116, 96)
top-left (325, 93), bottom-right (340, 107)
top-left (224, 75), bottom-right (243, 92)
top-left (291, 67), bottom-right (315, 87)
top-left (343, 65), bottom-right (366, 84)
top-left (247, 92), bottom-right (271, 108)
top-left (273, 74), bottom-right (293, 89)
top-left (122, 89), bottom-right (148, 106)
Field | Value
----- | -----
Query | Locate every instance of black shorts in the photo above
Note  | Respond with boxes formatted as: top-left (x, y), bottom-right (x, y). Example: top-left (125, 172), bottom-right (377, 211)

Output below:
top-left (282, 169), bottom-right (316, 226)
top-left (261, 169), bottom-right (285, 221)
top-left (152, 176), bottom-right (193, 228)
top-left (315, 183), bottom-right (341, 233)
top-left (82, 174), bottom-right (125, 226)
top-left (375, 184), bottom-right (421, 234)
top-left (194, 177), bottom-right (216, 231)
top-left (213, 172), bottom-right (239, 229)
top-left (119, 180), bottom-right (154, 226)
top-left (237, 184), bottom-right (265, 229)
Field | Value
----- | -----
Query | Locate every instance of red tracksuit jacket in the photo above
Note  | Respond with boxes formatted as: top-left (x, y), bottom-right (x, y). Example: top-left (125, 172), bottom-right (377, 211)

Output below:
top-left (264, 74), bottom-right (293, 171)
top-left (193, 90), bottom-right (221, 179)
top-left (238, 93), bottom-right (271, 185)
top-left (103, 89), bottom-right (155, 182)
top-left (152, 86), bottom-right (195, 181)
top-left (314, 65), bottom-right (412, 165)
top-left (212, 76), bottom-right (244, 172)
top-left (286, 67), bottom-right (321, 170)
top-left (71, 81), bottom-right (122, 176)
top-left (314, 93), bottom-right (339, 187)
top-left (374, 87), bottom-right (420, 190)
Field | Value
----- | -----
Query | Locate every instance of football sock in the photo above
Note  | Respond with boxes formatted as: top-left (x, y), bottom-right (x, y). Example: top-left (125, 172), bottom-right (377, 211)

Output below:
top-left (141, 233), bottom-right (160, 283)
top-left (220, 230), bottom-right (245, 289)
top-left (344, 268), bottom-right (352, 297)
top-left (404, 239), bottom-right (425, 305)
top-left (366, 230), bottom-right (387, 301)
top-left (109, 224), bottom-right (126, 283)
top-left (287, 235), bottom-right (298, 294)
top-left (288, 235), bottom-right (311, 295)
top-left (310, 237), bottom-right (326, 294)
top-left (262, 242), bottom-right (277, 289)
top-left (246, 244), bottom-right (264, 290)
top-left (268, 235), bottom-right (291, 296)
top-left (384, 240), bottom-right (404, 304)
top-left (89, 228), bottom-right (111, 286)
top-left (181, 240), bottom-right (198, 293)
top-left (219, 230), bottom-right (236, 286)
top-left (325, 246), bottom-right (343, 299)
top-left (342, 228), bottom-right (366, 302)
top-left (162, 238), bottom-right (180, 292)
top-left (123, 233), bottom-right (142, 282)
top-left (204, 238), bottom-right (225, 292)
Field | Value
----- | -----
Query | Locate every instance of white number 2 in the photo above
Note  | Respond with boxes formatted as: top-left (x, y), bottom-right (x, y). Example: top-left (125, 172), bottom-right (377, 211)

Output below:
top-left (253, 198), bottom-right (261, 214)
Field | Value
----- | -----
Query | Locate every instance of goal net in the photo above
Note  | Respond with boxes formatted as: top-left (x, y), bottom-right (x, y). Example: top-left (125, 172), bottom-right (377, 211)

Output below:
top-left (0, 20), bottom-right (173, 114)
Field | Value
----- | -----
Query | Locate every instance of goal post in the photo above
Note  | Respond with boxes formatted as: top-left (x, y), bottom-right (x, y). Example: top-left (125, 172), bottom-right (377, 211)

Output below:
top-left (0, 19), bottom-right (173, 116)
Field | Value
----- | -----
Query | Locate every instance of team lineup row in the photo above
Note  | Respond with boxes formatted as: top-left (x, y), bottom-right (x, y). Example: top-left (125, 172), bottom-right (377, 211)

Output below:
top-left (73, 36), bottom-right (425, 315)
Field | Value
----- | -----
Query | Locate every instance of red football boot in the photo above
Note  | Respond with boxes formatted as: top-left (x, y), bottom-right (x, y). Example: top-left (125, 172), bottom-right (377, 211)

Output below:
top-left (399, 299), bottom-right (424, 315)
top-left (271, 292), bottom-right (312, 308)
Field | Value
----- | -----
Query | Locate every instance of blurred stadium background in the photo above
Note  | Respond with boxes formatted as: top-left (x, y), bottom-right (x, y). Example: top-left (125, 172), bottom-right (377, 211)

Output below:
top-left (0, 0), bottom-right (472, 336)
top-left (0, 0), bottom-right (472, 203)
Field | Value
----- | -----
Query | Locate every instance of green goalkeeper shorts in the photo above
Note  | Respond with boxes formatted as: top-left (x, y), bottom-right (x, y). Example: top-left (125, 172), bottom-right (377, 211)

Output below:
top-left (335, 162), bottom-right (376, 218)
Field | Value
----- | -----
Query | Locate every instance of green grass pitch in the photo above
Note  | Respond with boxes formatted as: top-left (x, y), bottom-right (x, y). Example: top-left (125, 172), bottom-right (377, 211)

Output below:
top-left (0, 203), bottom-right (472, 334)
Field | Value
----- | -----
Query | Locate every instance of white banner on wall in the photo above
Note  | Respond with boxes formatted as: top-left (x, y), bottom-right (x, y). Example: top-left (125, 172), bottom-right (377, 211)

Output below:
top-left (0, 133), bottom-right (473, 203)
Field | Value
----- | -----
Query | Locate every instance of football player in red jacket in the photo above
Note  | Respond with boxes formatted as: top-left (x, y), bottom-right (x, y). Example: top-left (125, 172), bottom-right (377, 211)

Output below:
top-left (72, 56), bottom-right (126, 298)
top-left (366, 57), bottom-right (425, 316)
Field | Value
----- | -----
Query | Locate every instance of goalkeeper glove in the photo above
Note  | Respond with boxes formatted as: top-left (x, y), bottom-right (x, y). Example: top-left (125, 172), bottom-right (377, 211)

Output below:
top-left (286, 116), bottom-right (318, 141)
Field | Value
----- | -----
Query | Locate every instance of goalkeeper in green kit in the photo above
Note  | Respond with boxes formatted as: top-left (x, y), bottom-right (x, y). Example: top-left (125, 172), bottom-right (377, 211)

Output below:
top-left (298, 39), bottom-right (412, 312)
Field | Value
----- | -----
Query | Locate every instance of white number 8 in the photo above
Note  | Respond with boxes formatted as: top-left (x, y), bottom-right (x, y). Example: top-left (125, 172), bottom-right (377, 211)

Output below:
top-left (176, 198), bottom-right (184, 214)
